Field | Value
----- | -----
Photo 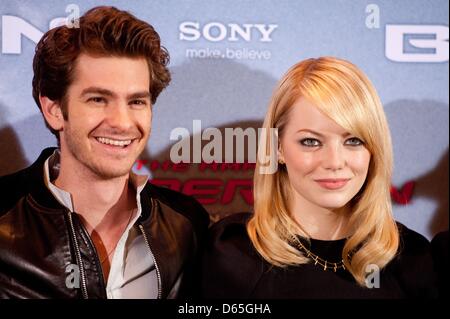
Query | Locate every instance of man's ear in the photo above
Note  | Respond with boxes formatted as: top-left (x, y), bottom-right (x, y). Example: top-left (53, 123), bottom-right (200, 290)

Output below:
top-left (39, 96), bottom-right (64, 131)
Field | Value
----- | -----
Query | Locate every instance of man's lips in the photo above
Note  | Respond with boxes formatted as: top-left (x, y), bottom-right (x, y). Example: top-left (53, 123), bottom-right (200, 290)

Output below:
top-left (314, 178), bottom-right (351, 190)
top-left (94, 136), bottom-right (138, 148)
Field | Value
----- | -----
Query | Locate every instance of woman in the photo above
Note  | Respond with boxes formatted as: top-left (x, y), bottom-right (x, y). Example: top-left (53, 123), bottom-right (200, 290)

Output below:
top-left (201, 57), bottom-right (438, 298)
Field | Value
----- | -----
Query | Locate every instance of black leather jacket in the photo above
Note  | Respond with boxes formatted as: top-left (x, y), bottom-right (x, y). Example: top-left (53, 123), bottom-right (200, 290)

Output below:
top-left (0, 148), bottom-right (209, 298)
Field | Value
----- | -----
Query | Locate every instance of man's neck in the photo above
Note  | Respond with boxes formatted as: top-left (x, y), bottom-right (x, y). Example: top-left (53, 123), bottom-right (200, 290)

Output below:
top-left (54, 158), bottom-right (136, 234)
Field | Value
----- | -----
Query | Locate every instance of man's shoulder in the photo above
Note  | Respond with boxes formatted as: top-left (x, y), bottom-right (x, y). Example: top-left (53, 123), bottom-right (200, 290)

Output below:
top-left (0, 160), bottom-right (31, 194)
top-left (0, 168), bottom-right (25, 216)
top-left (143, 182), bottom-right (210, 230)
top-left (0, 148), bottom-right (55, 215)
top-left (144, 181), bottom-right (208, 215)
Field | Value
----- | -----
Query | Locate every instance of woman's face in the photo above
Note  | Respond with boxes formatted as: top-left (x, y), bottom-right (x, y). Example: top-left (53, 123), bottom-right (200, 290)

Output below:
top-left (279, 97), bottom-right (371, 211)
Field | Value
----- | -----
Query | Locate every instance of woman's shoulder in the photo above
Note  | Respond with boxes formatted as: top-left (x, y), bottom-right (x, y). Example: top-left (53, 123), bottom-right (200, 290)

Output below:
top-left (207, 212), bottom-right (257, 258)
top-left (431, 231), bottom-right (449, 298)
top-left (209, 212), bottom-right (252, 238)
top-left (395, 221), bottom-right (434, 265)
top-left (396, 222), bottom-right (431, 255)
top-left (201, 212), bottom-right (265, 298)
top-left (392, 222), bottom-right (439, 298)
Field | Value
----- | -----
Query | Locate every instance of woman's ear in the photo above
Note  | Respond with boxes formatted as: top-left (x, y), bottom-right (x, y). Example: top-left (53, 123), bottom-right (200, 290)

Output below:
top-left (39, 95), bottom-right (64, 131)
top-left (278, 144), bottom-right (285, 164)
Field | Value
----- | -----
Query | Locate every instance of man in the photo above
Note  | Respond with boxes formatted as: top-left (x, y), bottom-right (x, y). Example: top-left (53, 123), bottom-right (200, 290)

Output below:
top-left (0, 6), bottom-right (209, 298)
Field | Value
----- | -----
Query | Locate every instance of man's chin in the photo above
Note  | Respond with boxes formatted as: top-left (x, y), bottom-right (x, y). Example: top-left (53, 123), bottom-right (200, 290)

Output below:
top-left (91, 164), bottom-right (134, 180)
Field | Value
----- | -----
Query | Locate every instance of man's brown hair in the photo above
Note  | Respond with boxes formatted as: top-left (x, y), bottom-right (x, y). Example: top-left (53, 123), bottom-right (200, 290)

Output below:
top-left (32, 6), bottom-right (171, 137)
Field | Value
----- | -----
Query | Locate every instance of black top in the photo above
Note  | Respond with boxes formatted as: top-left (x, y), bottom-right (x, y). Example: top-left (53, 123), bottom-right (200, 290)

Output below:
top-left (431, 230), bottom-right (449, 299)
top-left (201, 213), bottom-right (439, 299)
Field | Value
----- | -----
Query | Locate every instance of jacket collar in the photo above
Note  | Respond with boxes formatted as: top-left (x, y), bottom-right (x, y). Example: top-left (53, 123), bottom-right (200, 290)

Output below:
top-left (27, 147), bottom-right (66, 211)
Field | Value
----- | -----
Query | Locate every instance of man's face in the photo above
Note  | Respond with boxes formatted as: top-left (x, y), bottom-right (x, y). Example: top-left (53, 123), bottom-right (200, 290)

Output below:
top-left (59, 53), bottom-right (152, 179)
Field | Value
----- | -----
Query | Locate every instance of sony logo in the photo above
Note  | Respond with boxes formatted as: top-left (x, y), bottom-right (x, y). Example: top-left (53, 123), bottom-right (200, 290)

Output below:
top-left (179, 22), bottom-right (278, 42)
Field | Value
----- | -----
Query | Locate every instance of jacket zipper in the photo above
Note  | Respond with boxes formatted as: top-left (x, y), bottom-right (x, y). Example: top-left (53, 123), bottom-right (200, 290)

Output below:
top-left (67, 211), bottom-right (89, 299)
top-left (138, 198), bottom-right (162, 299)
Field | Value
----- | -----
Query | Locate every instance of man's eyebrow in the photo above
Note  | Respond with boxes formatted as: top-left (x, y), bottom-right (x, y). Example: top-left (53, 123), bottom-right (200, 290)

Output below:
top-left (80, 87), bottom-right (115, 97)
top-left (79, 87), bottom-right (151, 100)
top-left (127, 91), bottom-right (151, 100)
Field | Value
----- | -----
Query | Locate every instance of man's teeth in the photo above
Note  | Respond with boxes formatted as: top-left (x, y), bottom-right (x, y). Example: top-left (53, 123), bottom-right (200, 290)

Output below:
top-left (96, 137), bottom-right (132, 147)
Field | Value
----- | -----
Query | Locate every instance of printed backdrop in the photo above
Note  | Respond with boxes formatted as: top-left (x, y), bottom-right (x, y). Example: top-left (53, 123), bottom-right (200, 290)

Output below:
top-left (0, 0), bottom-right (448, 239)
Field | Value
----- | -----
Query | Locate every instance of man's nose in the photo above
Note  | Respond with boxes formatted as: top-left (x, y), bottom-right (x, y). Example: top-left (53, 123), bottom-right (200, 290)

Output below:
top-left (105, 102), bottom-right (133, 130)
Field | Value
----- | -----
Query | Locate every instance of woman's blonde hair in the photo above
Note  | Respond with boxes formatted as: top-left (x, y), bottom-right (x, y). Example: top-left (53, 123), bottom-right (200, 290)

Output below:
top-left (248, 57), bottom-right (399, 285)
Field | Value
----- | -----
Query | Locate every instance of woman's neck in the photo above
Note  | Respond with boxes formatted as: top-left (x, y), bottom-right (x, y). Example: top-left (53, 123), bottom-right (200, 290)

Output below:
top-left (291, 196), bottom-right (351, 240)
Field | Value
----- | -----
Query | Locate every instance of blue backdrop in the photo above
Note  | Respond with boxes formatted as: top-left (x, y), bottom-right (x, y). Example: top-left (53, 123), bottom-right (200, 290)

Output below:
top-left (0, 0), bottom-right (448, 239)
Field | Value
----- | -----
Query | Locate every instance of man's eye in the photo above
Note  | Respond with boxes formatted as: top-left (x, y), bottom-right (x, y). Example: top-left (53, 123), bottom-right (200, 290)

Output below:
top-left (345, 137), bottom-right (364, 146)
top-left (300, 138), bottom-right (321, 147)
top-left (88, 97), bottom-right (105, 103)
top-left (130, 100), bottom-right (147, 106)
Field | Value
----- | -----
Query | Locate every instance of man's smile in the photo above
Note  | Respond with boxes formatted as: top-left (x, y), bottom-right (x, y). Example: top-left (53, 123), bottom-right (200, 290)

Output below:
top-left (95, 137), bottom-right (134, 147)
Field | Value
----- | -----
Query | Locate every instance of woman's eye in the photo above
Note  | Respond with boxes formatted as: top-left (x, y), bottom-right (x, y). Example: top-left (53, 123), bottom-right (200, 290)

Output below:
top-left (345, 137), bottom-right (364, 146)
top-left (300, 138), bottom-right (321, 147)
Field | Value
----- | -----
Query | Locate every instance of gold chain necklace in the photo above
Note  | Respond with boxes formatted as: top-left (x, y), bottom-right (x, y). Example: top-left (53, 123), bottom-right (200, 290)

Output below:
top-left (294, 238), bottom-right (347, 272)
